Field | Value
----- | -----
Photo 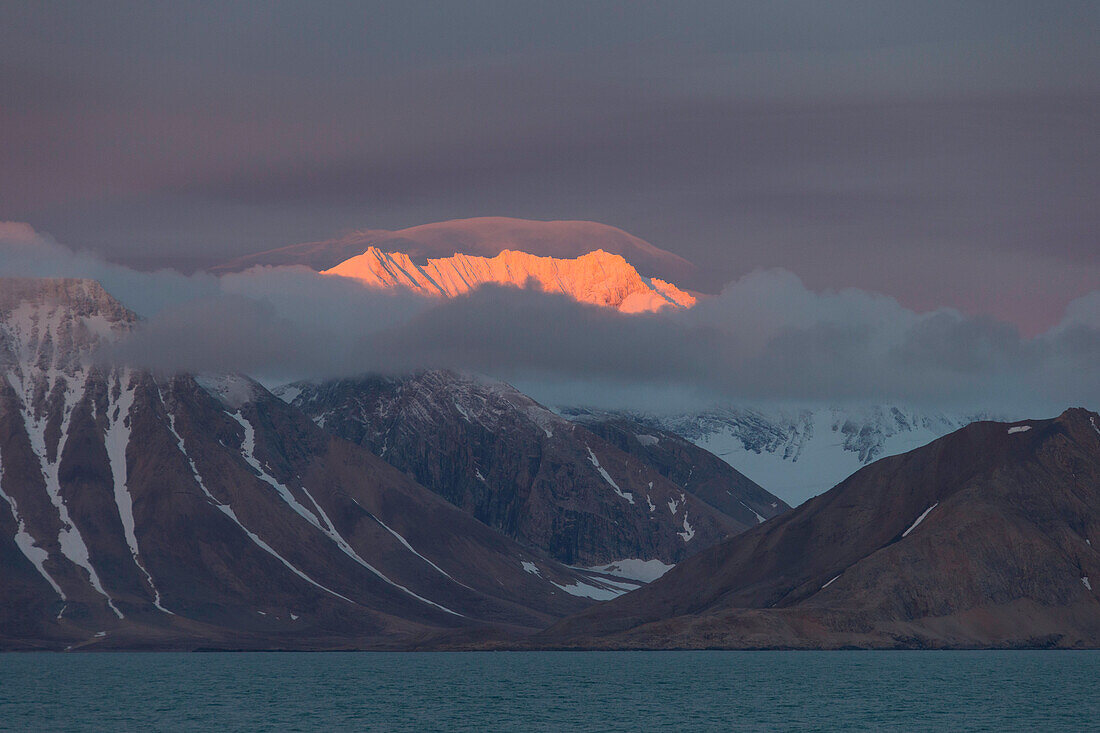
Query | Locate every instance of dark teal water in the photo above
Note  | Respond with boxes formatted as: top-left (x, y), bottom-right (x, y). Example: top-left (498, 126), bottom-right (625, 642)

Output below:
top-left (1, 651), bottom-right (1097, 732)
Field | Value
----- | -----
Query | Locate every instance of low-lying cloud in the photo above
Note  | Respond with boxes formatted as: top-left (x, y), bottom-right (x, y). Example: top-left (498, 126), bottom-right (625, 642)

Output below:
top-left (2, 222), bottom-right (1098, 416)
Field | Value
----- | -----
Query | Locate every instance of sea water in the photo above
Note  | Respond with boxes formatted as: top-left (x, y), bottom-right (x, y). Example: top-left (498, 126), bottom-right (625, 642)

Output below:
top-left (1, 650), bottom-right (1097, 731)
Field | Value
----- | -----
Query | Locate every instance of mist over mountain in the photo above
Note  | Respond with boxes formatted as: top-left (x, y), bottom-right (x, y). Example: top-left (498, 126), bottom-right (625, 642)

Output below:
top-left (0, 278), bottom-right (668, 650)
top-left (2, 221), bottom-right (1100, 418)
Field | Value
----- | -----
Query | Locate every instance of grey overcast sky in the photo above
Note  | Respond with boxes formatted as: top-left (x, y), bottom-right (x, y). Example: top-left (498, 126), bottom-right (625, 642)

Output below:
top-left (2, 1), bottom-right (1098, 334)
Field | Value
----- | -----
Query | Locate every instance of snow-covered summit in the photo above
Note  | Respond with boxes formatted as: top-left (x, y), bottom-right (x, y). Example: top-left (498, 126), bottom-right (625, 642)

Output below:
top-left (0, 277), bottom-right (135, 375)
top-left (322, 247), bottom-right (696, 313)
top-left (212, 217), bottom-right (698, 287)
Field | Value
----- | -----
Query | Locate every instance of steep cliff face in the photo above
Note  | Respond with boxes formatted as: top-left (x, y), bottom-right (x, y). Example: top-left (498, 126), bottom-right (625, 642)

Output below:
top-left (0, 278), bottom-right (632, 650)
top-left (280, 371), bottom-right (786, 568)
top-left (541, 410), bottom-right (1100, 649)
top-left (323, 248), bottom-right (696, 313)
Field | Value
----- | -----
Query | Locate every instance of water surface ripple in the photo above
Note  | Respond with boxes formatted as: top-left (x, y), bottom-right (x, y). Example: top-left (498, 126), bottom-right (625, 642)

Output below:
top-left (1, 650), bottom-right (1097, 732)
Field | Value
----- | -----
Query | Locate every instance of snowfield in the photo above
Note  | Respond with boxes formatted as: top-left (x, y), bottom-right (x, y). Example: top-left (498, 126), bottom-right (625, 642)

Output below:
top-left (565, 406), bottom-right (997, 506)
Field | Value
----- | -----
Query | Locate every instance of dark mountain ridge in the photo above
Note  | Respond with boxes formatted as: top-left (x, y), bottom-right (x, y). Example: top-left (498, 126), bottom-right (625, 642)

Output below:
top-left (539, 409), bottom-right (1100, 649)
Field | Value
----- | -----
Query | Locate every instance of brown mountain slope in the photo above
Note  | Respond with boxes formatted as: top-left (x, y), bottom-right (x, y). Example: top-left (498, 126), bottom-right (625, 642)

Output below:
top-left (281, 371), bottom-right (786, 568)
top-left (569, 416), bottom-right (789, 526)
top-left (539, 410), bottom-right (1100, 649)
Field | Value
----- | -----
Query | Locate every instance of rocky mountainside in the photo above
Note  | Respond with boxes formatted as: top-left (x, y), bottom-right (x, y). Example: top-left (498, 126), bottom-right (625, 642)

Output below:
top-left (564, 405), bottom-right (989, 506)
top-left (572, 417), bottom-right (789, 524)
top-left (278, 371), bottom-right (786, 570)
top-left (322, 247), bottom-right (695, 313)
top-left (540, 409), bottom-right (1100, 649)
top-left (0, 279), bottom-right (636, 651)
top-left (211, 217), bottom-right (697, 287)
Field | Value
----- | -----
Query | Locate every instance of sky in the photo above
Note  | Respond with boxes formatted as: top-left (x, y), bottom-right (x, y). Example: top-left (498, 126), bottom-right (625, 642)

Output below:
top-left (2, 1), bottom-right (1098, 335)
top-left (1, 2), bottom-right (1099, 414)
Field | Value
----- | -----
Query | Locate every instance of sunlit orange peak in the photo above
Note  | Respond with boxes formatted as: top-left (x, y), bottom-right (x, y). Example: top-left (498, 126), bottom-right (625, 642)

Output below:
top-left (322, 247), bottom-right (696, 313)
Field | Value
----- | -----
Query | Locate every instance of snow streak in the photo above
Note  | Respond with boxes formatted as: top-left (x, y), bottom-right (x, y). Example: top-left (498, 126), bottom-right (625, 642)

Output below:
top-left (902, 502), bottom-right (939, 538)
top-left (585, 446), bottom-right (634, 504)
top-left (230, 411), bottom-right (463, 616)
top-left (108, 378), bottom-right (173, 614)
top-left (678, 512), bottom-right (695, 542)
top-left (15, 371), bottom-right (122, 618)
top-left (165, 410), bottom-right (356, 606)
top-left (0, 442), bottom-right (66, 600)
top-left (359, 504), bottom-right (472, 590)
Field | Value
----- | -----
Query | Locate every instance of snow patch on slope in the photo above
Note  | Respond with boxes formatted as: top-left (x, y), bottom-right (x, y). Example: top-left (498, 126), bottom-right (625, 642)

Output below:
top-left (739, 500), bottom-right (766, 524)
top-left (902, 503), bottom-right (939, 538)
top-left (107, 377), bottom-right (172, 614)
top-left (195, 374), bottom-right (258, 409)
top-left (357, 503), bottom-right (472, 590)
top-left (0, 445), bottom-right (65, 600)
top-left (230, 411), bottom-right (463, 617)
top-left (585, 446), bottom-right (634, 504)
top-left (678, 513), bottom-right (695, 542)
top-left (551, 578), bottom-right (636, 601)
top-left (165, 410), bottom-right (357, 606)
top-left (16, 371), bottom-right (123, 618)
top-left (586, 558), bottom-right (674, 583)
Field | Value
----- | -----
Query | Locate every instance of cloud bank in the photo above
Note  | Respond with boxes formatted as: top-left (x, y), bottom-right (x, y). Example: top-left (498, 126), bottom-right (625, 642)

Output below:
top-left (3, 2), bottom-right (1097, 334)
top-left (2, 223), bottom-right (1098, 415)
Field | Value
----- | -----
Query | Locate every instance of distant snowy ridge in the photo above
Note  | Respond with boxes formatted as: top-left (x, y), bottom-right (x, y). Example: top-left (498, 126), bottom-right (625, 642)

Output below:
top-left (564, 405), bottom-right (997, 506)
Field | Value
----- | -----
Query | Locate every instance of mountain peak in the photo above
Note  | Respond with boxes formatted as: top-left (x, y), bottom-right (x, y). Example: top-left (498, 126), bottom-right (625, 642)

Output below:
top-left (0, 277), bottom-right (135, 374)
top-left (1052, 407), bottom-right (1100, 444)
top-left (1057, 406), bottom-right (1100, 423)
top-left (322, 248), bottom-right (697, 313)
top-left (210, 217), bottom-right (698, 287)
top-left (0, 277), bottom-right (124, 311)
